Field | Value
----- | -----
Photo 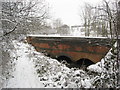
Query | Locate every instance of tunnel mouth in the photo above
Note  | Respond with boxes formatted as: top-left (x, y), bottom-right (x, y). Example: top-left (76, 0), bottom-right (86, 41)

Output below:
top-left (57, 56), bottom-right (72, 63)
top-left (57, 56), bottom-right (76, 68)
top-left (57, 56), bottom-right (94, 68)
top-left (75, 58), bottom-right (95, 67)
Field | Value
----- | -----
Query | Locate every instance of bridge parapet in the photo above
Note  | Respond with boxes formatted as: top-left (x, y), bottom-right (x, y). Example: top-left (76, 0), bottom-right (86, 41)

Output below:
top-left (27, 35), bottom-right (114, 64)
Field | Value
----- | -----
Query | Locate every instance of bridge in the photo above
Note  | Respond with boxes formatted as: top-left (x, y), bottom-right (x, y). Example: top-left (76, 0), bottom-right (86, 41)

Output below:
top-left (27, 35), bottom-right (114, 66)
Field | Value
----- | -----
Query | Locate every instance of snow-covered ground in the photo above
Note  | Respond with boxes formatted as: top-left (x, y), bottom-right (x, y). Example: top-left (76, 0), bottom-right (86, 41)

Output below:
top-left (2, 40), bottom-right (93, 88)
top-left (2, 39), bottom-right (117, 88)
top-left (3, 41), bottom-right (44, 88)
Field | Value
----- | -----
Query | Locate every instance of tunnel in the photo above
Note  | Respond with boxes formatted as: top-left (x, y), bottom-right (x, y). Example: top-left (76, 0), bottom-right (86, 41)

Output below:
top-left (76, 58), bottom-right (95, 67)
top-left (57, 56), bottom-right (72, 63)
top-left (57, 56), bottom-right (94, 68)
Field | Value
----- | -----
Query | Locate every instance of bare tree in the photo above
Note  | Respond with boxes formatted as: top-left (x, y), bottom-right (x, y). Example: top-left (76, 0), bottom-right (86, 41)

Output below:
top-left (79, 0), bottom-right (120, 88)
top-left (53, 18), bottom-right (63, 29)
top-left (52, 18), bottom-right (63, 34)
top-left (92, 0), bottom-right (119, 38)
top-left (0, 0), bottom-right (49, 88)
top-left (1, 0), bottom-right (49, 36)
top-left (80, 0), bottom-right (119, 37)
top-left (81, 3), bottom-right (93, 36)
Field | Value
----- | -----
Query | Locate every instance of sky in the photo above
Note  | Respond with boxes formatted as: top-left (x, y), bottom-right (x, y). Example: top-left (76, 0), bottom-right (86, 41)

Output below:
top-left (46, 0), bottom-right (103, 26)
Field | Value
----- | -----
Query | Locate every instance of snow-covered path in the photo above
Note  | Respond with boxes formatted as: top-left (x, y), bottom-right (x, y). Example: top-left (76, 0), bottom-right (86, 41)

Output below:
top-left (4, 41), bottom-right (44, 88)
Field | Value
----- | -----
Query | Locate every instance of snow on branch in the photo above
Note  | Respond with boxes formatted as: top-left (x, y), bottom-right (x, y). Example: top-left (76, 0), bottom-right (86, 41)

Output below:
top-left (1, 19), bottom-right (16, 25)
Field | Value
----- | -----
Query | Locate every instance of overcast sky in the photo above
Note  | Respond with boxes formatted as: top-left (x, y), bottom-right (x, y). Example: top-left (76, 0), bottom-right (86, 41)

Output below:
top-left (46, 0), bottom-right (103, 26)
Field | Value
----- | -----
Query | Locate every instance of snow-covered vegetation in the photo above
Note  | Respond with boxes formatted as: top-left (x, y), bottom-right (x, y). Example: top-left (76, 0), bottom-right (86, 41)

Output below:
top-left (1, 0), bottom-right (119, 89)
top-left (2, 40), bottom-right (91, 88)
top-left (1, 37), bottom-right (118, 88)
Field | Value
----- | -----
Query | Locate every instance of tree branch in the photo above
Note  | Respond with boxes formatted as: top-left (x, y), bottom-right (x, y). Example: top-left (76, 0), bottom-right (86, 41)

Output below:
top-left (3, 23), bottom-right (18, 36)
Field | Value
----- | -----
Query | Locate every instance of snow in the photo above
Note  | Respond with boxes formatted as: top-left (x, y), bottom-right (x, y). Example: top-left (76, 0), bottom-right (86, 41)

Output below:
top-left (87, 64), bottom-right (102, 73)
top-left (27, 34), bottom-right (108, 39)
top-left (3, 40), bottom-right (93, 88)
top-left (87, 42), bottom-right (117, 74)
top-left (2, 39), bottom-right (116, 88)
top-left (3, 41), bottom-right (44, 88)
top-left (81, 79), bottom-right (92, 88)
